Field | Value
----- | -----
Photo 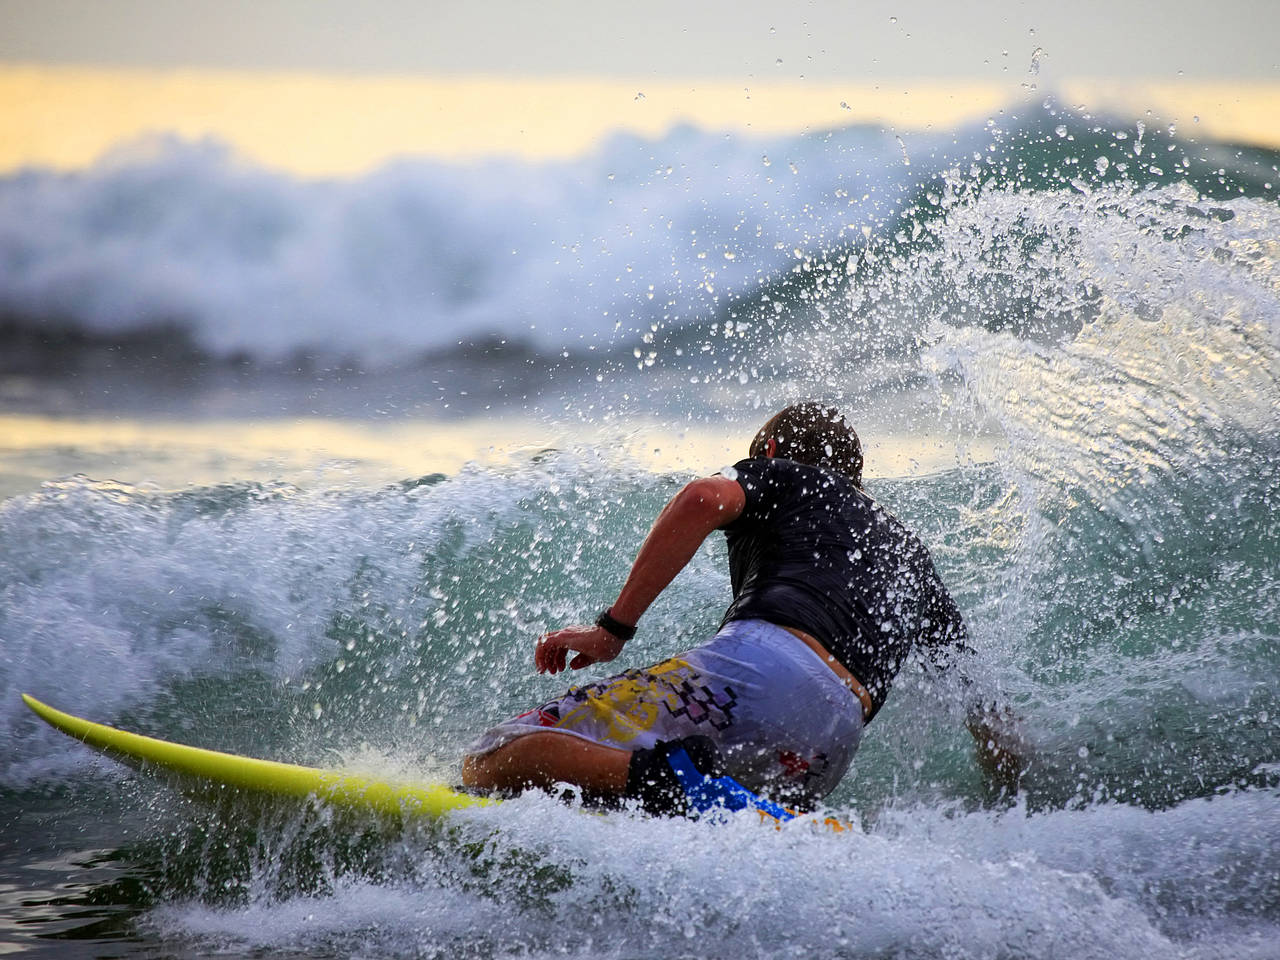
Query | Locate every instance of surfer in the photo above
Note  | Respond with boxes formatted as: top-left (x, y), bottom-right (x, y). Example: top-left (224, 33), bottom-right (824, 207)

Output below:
top-left (463, 402), bottom-right (1022, 813)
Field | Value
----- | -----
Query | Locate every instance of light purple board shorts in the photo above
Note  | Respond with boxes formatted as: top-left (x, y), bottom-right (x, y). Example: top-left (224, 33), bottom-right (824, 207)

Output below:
top-left (467, 618), bottom-right (865, 802)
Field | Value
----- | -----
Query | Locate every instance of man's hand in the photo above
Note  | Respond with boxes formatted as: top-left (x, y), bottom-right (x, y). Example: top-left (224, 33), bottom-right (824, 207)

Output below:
top-left (531, 475), bottom-right (742, 678)
top-left (535, 625), bottom-right (626, 675)
top-left (966, 705), bottom-right (1030, 795)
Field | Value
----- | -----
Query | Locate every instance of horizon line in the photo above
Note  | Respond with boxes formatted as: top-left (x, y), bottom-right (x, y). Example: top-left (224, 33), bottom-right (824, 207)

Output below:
top-left (3, 65), bottom-right (1277, 176)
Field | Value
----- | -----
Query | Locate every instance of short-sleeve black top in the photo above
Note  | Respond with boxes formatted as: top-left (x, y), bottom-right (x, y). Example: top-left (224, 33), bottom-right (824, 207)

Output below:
top-left (719, 456), bottom-right (969, 719)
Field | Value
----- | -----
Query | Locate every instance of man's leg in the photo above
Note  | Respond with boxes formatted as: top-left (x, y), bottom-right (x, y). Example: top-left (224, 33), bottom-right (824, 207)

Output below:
top-left (461, 731), bottom-right (632, 795)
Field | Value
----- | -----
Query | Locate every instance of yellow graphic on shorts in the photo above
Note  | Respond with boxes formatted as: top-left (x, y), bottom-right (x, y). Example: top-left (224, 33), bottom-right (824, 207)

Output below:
top-left (552, 656), bottom-right (738, 744)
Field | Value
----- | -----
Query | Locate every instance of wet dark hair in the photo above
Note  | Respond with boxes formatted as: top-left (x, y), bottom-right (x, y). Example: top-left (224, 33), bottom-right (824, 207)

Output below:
top-left (749, 402), bottom-right (863, 485)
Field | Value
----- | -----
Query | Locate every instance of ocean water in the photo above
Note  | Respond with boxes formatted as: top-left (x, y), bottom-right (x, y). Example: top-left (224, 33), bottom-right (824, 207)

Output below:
top-left (1, 99), bottom-right (1278, 959)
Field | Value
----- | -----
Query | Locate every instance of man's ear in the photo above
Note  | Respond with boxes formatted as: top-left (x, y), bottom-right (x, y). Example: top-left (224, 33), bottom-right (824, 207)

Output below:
top-left (766, 438), bottom-right (777, 458)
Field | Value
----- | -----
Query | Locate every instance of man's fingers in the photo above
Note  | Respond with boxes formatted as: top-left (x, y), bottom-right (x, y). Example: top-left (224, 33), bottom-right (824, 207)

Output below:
top-left (546, 638), bottom-right (568, 675)
top-left (535, 625), bottom-right (607, 674)
top-left (535, 634), bottom-right (559, 674)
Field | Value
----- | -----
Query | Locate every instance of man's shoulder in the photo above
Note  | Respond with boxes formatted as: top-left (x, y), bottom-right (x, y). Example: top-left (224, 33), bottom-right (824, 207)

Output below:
top-left (723, 456), bottom-right (790, 490)
top-left (877, 506), bottom-right (942, 578)
top-left (728, 456), bottom-right (853, 488)
top-left (726, 458), bottom-right (876, 530)
top-left (854, 491), bottom-right (933, 557)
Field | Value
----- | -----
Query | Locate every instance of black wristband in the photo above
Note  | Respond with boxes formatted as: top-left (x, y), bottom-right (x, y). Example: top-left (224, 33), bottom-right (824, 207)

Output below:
top-left (595, 608), bottom-right (637, 642)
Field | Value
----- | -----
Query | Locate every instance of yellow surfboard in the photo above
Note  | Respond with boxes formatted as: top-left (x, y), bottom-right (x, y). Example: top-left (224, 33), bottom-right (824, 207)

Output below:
top-left (22, 693), bottom-right (493, 819)
top-left (23, 693), bottom-right (850, 832)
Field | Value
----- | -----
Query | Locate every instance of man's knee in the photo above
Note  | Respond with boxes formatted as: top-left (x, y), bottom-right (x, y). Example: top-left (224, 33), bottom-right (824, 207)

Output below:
top-left (459, 751), bottom-right (488, 788)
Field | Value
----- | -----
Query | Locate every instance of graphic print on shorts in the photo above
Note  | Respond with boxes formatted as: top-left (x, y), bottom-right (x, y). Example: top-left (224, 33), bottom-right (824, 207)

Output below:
top-left (515, 657), bottom-right (739, 745)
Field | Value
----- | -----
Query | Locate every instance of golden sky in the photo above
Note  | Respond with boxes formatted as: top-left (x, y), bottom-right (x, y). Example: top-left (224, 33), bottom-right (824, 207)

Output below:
top-left (3, 66), bottom-right (1278, 177)
top-left (0, 409), bottom-right (990, 497)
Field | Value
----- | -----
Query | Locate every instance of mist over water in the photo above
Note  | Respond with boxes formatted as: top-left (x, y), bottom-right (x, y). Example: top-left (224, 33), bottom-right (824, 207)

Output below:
top-left (1, 101), bottom-right (1278, 958)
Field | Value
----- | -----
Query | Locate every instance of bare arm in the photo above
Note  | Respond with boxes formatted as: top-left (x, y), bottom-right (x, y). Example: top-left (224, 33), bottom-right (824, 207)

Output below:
top-left (966, 704), bottom-right (1030, 794)
top-left (913, 557), bottom-right (1030, 792)
top-left (534, 474), bottom-right (746, 675)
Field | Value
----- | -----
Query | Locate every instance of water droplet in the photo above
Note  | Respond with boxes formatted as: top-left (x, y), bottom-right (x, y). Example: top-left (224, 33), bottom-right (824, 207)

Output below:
top-left (312, 703), bottom-right (323, 720)
top-left (889, 16), bottom-right (897, 23)
top-left (761, 154), bottom-right (771, 166)
top-left (840, 100), bottom-right (851, 110)
top-left (1055, 124), bottom-right (1068, 138)
top-left (1095, 155), bottom-right (1110, 175)
top-left (634, 91), bottom-right (645, 100)
top-left (775, 57), bottom-right (783, 66)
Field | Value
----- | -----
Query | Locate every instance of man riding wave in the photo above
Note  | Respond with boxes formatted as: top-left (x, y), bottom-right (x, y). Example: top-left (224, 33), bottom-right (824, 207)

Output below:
top-left (463, 402), bottom-right (1021, 814)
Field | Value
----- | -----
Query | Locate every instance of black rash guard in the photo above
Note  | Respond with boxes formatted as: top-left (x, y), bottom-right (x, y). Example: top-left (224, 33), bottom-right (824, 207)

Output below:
top-left (719, 456), bottom-right (970, 720)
